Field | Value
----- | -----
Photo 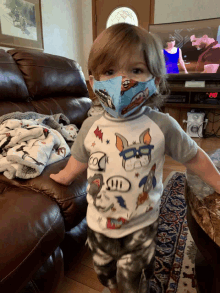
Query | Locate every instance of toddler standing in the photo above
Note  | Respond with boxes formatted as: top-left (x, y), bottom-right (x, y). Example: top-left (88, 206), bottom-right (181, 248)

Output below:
top-left (50, 23), bottom-right (219, 292)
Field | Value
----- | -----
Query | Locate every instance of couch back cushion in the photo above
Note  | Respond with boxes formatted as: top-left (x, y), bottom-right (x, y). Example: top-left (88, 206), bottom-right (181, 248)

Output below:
top-left (0, 49), bottom-right (92, 126)
top-left (8, 49), bottom-right (88, 99)
top-left (0, 49), bottom-right (29, 101)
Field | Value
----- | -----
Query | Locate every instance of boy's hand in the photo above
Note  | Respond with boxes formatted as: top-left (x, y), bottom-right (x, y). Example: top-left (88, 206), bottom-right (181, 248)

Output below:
top-left (50, 170), bottom-right (73, 186)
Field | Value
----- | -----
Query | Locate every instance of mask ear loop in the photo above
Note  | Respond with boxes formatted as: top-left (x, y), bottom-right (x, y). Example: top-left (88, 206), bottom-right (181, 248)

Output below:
top-left (155, 77), bottom-right (160, 94)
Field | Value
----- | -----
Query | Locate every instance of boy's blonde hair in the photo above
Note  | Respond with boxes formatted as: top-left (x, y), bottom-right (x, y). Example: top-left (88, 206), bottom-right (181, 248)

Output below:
top-left (88, 23), bottom-right (169, 110)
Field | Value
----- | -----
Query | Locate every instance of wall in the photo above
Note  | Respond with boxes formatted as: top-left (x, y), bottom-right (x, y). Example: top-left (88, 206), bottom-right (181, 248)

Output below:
top-left (154, 0), bottom-right (220, 23)
top-left (41, 0), bottom-right (83, 64)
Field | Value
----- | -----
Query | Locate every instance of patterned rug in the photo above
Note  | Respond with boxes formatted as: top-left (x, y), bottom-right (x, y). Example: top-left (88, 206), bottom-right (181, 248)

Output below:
top-left (102, 171), bottom-right (197, 293)
top-left (150, 171), bottom-right (197, 293)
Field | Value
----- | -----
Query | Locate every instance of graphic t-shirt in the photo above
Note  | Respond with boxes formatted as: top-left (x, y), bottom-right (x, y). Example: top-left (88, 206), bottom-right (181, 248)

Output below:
top-left (71, 106), bottom-right (199, 238)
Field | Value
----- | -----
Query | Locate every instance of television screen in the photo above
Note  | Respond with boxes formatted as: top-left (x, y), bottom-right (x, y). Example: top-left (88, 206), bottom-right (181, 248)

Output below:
top-left (148, 18), bottom-right (220, 80)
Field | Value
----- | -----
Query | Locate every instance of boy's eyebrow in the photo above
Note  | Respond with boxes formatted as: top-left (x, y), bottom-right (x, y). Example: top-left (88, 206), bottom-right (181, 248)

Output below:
top-left (129, 62), bottom-right (146, 66)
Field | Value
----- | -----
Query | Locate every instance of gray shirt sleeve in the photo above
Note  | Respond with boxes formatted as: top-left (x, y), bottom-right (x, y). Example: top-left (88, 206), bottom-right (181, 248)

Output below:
top-left (163, 113), bottom-right (199, 164)
top-left (145, 108), bottom-right (199, 164)
top-left (70, 114), bottom-right (102, 163)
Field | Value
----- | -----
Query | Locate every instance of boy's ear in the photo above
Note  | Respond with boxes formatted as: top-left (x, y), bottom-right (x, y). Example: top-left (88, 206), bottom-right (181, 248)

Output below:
top-left (155, 77), bottom-right (160, 85)
top-left (89, 75), bottom-right (94, 89)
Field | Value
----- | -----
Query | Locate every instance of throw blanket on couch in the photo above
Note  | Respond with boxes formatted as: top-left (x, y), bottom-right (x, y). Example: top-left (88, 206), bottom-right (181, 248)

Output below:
top-left (0, 112), bottom-right (79, 179)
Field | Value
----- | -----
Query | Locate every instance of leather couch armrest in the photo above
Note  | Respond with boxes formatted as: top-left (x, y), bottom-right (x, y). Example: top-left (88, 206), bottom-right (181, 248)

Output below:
top-left (0, 183), bottom-right (65, 292)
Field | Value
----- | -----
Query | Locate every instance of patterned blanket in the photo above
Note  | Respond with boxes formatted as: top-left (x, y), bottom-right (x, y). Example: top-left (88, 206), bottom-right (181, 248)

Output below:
top-left (0, 112), bottom-right (78, 179)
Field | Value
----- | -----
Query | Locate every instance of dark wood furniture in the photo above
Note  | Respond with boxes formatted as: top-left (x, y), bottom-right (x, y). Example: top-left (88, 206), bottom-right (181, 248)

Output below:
top-left (161, 79), bottom-right (220, 134)
top-left (185, 149), bottom-right (220, 293)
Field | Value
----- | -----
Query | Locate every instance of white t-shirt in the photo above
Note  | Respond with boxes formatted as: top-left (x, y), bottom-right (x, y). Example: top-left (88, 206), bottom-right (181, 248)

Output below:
top-left (71, 106), bottom-right (198, 238)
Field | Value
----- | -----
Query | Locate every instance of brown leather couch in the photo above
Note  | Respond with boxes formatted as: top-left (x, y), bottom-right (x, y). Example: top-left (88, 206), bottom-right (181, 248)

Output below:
top-left (0, 49), bottom-right (92, 292)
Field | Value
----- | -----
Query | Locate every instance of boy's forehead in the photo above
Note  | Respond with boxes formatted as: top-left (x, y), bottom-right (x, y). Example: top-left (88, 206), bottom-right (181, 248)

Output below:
top-left (117, 48), bottom-right (145, 65)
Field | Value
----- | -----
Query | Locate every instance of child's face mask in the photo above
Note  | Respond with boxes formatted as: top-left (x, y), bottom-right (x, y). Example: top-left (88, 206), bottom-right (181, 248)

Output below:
top-left (93, 76), bottom-right (157, 118)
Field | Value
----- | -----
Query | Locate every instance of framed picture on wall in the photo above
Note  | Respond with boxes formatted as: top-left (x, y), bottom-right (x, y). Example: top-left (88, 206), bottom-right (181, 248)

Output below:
top-left (0, 0), bottom-right (44, 50)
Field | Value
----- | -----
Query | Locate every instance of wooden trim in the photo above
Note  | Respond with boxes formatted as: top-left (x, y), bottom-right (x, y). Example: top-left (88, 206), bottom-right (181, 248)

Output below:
top-left (39, 0), bottom-right (44, 50)
top-left (149, 0), bottom-right (155, 24)
top-left (92, 0), bottom-right (97, 41)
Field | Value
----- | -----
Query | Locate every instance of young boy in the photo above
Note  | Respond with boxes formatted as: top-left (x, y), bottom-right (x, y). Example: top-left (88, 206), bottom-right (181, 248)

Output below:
top-left (50, 23), bottom-right (220, 293)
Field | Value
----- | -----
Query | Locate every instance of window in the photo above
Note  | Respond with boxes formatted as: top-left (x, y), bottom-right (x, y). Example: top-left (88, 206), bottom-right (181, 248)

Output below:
top-left (106, 7), bottom-right (138, 28)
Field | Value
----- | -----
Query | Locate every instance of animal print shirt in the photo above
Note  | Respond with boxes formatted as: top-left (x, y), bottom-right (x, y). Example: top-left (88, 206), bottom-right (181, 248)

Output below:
top-left (71, 106), bottom-right (199, 238)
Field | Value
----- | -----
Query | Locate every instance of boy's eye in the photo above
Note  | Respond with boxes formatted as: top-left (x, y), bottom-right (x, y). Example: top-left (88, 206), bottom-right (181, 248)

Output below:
top-left (105, 70), bottom-right (114, 76)
top-left (132, 68), bottom-right (143, 74)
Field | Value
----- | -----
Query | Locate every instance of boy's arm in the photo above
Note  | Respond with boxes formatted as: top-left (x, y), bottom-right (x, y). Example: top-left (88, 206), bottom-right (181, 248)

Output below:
top-left (63, 155), bottom-right (88, 177)
top-left (183, 148), bottom-right (220, 193)
top-left (50, 155), bottom-right (88, 185)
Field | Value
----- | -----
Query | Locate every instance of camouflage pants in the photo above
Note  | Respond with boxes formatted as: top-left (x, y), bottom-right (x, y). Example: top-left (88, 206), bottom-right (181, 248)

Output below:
top-left (87, 219), bottom-right (159, 293)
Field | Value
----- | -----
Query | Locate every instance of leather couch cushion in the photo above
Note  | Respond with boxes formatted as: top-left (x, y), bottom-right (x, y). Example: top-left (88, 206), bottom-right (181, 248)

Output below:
top-left (8, 50), bottom-right (89, 100)
top-left (0, 156), bottom-right (88, 231)
top-left (0, 49), bottom-right (29, 101)
top-left (31, 96), bottom-right (92, 128)
top-left (0, 183), bottom-right (65, 292)
top-left (0, 100), bottom-right (36, 118)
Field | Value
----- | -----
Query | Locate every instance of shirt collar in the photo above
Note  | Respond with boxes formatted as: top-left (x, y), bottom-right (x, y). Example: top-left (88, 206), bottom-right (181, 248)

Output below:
top-left (104, 107), bottom-right (147, 122)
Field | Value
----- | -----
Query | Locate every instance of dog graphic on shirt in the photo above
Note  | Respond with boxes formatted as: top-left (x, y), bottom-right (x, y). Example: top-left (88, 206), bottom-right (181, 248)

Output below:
top-left (115, 128), bottom-right (154, 171)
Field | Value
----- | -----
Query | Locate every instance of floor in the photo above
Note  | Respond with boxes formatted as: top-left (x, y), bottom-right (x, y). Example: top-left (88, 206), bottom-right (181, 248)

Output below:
top-left (58, 137), bottom-right (220, 293)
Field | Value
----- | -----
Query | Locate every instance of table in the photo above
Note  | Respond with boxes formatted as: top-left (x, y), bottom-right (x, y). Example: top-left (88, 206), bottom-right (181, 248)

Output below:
top-left (185, 149), bottom-right (220, 293)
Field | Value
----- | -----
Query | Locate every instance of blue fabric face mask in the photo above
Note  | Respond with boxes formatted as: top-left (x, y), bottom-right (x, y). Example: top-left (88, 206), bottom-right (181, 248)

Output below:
top-left (93, 76), bottom-right (157, 118)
